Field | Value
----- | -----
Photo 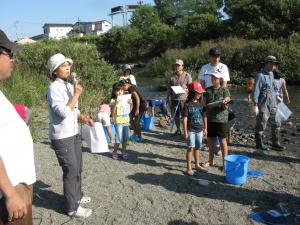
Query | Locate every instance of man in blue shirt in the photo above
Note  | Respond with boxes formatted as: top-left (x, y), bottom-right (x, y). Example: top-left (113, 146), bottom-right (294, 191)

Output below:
top-left (252, 56), bottom-right (286, 153)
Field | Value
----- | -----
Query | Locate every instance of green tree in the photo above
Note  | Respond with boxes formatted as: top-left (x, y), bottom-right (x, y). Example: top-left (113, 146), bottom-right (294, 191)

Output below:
top-left (130, 5), bottom-right (180, 57)
top-left (154, 0), bottom-right (223, 25)
top-left (224, 0), bottom-right (300, 38)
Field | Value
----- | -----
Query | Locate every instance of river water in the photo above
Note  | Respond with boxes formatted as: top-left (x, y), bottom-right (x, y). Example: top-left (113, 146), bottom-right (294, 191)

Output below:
top-left (139, 82), bottom-right (299, 117)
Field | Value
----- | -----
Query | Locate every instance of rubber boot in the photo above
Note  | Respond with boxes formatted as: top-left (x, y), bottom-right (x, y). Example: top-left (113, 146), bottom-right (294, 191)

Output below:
top-left (255, 132), bottom-right (268, 150)
top-left (272, 129), bottom-right (286, 151)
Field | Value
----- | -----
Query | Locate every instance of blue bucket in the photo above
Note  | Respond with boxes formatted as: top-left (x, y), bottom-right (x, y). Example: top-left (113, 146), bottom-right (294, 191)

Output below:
top-left (141, 115), bottom-right (154, 131)
top-left (103, 124), bottom-right (116, 142)
top-left (224, 154), bottom-right (249, 185)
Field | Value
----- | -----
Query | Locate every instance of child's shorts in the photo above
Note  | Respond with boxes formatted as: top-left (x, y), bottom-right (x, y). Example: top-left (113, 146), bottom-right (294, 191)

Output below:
top-left (187, 131), bottom-right (203, 150)
top-left (114, 124), bottom-right (129, 143)
top-left (207, 122), bottom-right (228, 138)
top-left (97, 112), bottom-right (111, 127)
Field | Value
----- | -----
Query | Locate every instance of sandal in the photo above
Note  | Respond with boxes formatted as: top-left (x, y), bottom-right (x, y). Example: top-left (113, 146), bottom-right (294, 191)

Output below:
top-left (112, 151), bottom-right (118, 160)
top-left (201, 161), bottom-right (212, 168)
top-left (195, 166), bottom-right (208, 173)
top-left (185, 170), bottom-right (196, 177)
top-left (121, 153), bottom-right (128, 160)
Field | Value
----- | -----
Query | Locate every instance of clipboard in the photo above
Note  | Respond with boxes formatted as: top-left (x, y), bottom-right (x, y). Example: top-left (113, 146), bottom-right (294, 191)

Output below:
top-left (171, 86), bottom-right (185, 95)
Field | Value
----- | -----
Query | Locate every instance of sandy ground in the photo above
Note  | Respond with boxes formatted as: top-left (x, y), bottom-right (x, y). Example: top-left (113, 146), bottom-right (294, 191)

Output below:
top-left (31, 102), bottom-right (300, 225)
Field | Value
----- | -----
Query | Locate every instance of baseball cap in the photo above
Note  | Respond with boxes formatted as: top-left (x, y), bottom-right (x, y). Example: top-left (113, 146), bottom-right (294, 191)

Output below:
top-left (123, 64), bottom-right (132, 72)
top-left (0, 29), bottom-right (20, 52)
top-left (209, 47), bottom-right (221, 57)
top-left (210, 72), bottom-right (223, 79)
top-left (188, 81), bottom-right (205, 93)
top-left (47, 53), bottom-right (73, 75)
top-left (265, 55), bottom-right (278, 64)
top-left (174, 59), bottom-right (184, 66)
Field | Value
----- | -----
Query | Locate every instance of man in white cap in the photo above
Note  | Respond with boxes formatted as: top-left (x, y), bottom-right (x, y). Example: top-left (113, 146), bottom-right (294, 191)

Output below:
top-left (252, 55), bottom-right (286, 153)
top-left (166, 59), bottom-right (192, 136)
top-left (0, 29), bottom-right (36, 224)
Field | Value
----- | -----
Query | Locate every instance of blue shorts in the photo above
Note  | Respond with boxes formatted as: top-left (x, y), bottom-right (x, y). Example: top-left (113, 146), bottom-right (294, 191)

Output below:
top-left (187, 131), bottom-right (203, 150)
top-left (114, 124), bottom-right (129, 144)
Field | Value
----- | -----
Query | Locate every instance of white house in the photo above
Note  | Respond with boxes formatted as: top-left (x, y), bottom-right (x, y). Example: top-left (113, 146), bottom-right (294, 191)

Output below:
top-left (73, 20), bottom-right (111, 35)
top-left (43, 23), bottom-right (73, 40)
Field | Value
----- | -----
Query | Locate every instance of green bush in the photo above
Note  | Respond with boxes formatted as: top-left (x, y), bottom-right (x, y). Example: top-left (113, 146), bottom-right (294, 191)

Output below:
top-left (2, 39), bottom-right (118, 114)
top-left (143, 35), bottom-right (300, 84)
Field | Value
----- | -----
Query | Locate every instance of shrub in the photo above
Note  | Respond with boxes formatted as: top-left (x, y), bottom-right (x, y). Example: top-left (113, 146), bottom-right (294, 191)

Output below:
top-left (143, 35), bottom-right (300, 84)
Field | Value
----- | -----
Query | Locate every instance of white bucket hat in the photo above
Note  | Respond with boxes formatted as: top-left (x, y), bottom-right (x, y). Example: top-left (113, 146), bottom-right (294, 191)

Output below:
top-left (210, 72), bottom-right (223, 79)
top-left (47, 53), bottom-right (73, 75)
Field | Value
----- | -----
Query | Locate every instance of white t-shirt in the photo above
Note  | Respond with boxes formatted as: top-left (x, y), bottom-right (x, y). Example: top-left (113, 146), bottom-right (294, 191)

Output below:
top-left (119, 75), bottom-right (137, 86)
top-left (198, 63), bottom-right (230, 89)
top-left (97, 112), bottom-right (111, 127)
top-left (0, 91), bottom-right (36, 197)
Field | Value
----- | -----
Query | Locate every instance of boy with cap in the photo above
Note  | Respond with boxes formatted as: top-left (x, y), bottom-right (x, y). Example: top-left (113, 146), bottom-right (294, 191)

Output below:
top-left (203, 72), bottom-right (231, 169)
top-left (198, 47), bottom-right (230, 154)
top-left (252, 56), bottom-right (286, 153)
top-left (166, 59), bottom-right (192, 136)
top-left (183, 81), bottom-right (207, 176)
top-left (0, 29), bottom-right (36, 224)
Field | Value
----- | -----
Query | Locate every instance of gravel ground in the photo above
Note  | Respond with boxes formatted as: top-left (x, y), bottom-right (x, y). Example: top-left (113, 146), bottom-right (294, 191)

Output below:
top-left (31, 102), bottom-right (300, 225)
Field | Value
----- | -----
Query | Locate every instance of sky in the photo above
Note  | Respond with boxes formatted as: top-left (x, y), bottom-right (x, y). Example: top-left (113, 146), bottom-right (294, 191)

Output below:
top-left (0, 0), bottom-right (154, 41)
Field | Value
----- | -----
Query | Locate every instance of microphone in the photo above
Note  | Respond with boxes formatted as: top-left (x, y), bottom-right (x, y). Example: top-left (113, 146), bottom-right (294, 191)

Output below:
top-left (71, 72), bottom-right (77, 85)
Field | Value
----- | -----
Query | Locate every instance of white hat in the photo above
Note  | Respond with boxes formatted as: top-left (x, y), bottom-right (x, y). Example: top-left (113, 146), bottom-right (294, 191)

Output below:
top-left (210, 72), bottom-right (223, 79)
top-left (174, 59), bottom-right (184, 66)
top-left (47, 53), bottom-right (73, 75)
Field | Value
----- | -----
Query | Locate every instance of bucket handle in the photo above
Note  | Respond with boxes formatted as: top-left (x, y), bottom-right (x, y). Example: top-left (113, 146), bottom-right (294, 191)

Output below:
top-left (225, 162), bottom-right (241, 173)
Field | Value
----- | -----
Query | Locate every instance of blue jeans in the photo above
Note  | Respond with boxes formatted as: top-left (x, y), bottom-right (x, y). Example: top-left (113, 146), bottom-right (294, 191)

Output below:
top-left (187, 131), bottom-right (203, 150)
top-left (115, 124), bottom-right (129, 144)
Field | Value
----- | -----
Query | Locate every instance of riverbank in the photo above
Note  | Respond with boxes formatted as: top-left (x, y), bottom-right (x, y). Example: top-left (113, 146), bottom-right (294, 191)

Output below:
top-left (31, 100), bottom-right (299, 225)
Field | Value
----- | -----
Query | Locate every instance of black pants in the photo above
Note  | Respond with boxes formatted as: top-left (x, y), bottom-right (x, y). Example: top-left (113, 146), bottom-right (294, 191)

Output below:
top-left (51, 134), bottom-right (83, 212)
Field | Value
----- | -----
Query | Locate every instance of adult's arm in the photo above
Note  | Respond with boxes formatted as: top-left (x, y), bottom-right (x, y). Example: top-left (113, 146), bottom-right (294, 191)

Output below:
top-left (0, 157), bottom-right (27, 222)
top-left (252, 74), bottom-right (263, 105)
top-left (198, 66), bottom-right (206, 89)
top-left (132, 91), bottom-right (140, 116)
top-left (282, 80), bottom-right (290, 104)
top-left (222, 65), bottom-right (230, 88)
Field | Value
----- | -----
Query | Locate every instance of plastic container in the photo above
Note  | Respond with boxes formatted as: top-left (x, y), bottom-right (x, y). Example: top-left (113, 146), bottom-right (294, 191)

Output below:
top-left (224, 155), bottom-right (250, 185)
top-left (140, 115), bottom-right (154, 131)
top-left (276, 102), bottom-right (292, 122)
top-left (103, 124), bottom-right (116, 142)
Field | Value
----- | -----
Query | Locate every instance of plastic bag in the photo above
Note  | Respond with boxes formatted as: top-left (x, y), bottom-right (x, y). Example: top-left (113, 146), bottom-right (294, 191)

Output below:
top-left (81, 122), bottom-right (109, 153)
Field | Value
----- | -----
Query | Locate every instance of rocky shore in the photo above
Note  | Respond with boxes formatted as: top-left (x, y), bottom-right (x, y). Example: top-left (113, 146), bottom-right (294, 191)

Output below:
top-left (31, 100), bottom-right (299, 225)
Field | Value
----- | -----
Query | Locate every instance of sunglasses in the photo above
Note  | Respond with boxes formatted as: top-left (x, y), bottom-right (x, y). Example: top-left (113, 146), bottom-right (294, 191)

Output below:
top-left (0, 49), bottom-right (14, 59)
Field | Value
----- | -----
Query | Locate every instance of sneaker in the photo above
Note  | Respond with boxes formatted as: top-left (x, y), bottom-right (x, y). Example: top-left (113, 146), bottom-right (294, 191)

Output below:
top-left (129, 134), bottom-right (138, 141)
top-left (171, 130), bottom-right (182, 136)
top-left (79, 196), bottom-right (91, 204)
top-left (136, 136), bottom-right (144, 143)
top-left (68, 206), bottom-right (92, 218)
top-left (112, 151), bottom-right (118, 160)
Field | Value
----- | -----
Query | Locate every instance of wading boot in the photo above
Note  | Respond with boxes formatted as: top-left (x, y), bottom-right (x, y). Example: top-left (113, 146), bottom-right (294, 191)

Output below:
top-left (272, 129), bottom-right (286, 151)
top-left (255, 132), bottom-right (269, 151)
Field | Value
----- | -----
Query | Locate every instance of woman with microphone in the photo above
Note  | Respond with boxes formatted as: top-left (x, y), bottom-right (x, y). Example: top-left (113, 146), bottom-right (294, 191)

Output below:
top-left (46, 53), bottom-right (93, 218)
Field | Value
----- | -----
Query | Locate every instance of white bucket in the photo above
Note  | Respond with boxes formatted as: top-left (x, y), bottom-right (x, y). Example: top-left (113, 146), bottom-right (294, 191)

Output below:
top-left (276, 102), bottom-right (292, 122)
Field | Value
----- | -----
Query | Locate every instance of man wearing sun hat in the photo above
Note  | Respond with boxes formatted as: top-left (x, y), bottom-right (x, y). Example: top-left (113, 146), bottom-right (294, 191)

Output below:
top-left (0, 29), bottom-right (36, 224)
top-left (166, 59), bottom-right (192, 136)
top-left (252, 55), bottom-right (286, 153)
